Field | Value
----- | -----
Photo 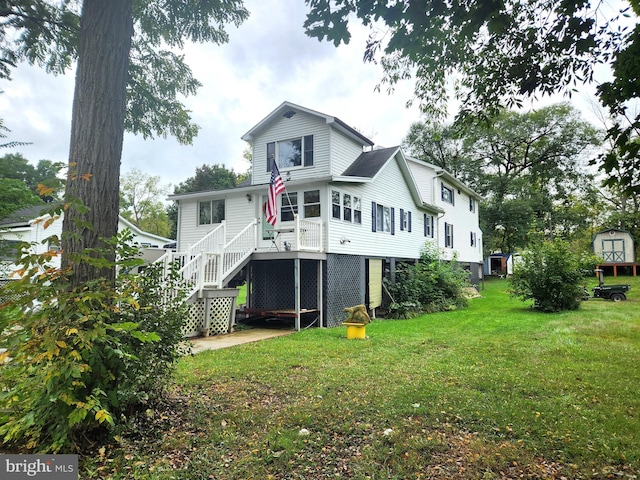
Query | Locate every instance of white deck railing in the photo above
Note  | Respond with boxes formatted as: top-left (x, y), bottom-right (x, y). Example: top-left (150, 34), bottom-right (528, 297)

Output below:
top-left (154, 217), bottom-right (323, 299)
top-left (296, 216), bottom-right (323, 252)
top-left (186, 222), bottom-right (225, 256)
top-left (218, 219), bottom-right (258, 287)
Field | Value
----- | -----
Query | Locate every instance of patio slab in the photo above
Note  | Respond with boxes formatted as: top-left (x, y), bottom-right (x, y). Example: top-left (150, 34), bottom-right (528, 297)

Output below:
top-left (189, 328), bottom-right (293, 353)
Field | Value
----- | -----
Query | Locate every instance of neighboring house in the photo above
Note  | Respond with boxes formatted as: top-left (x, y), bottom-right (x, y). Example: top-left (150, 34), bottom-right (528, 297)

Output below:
top-left (0, 204), bottom-right (173, 278)
top-left (168, 101), bottom-right (483, 333)
top-left (593, 228), bottom-right (639, 276)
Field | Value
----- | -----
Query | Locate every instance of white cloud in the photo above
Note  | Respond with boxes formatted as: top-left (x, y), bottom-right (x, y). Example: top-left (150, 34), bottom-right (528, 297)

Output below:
top-left (0, 0), bottom-right (607, 191)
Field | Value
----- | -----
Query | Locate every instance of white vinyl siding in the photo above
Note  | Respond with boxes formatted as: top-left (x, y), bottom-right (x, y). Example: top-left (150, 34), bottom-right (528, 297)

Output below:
top-left (329, 128), bottom-right (367, 175)
top-left (252, 111), bottom-right (330, 185)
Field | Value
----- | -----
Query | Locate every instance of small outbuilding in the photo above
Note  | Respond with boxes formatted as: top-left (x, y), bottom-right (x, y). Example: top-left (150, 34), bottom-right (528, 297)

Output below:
top-left (592, 228), bottom-right (638, 276)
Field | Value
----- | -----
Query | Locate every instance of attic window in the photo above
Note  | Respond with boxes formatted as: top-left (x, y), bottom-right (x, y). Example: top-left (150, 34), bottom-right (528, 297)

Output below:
top-left (267, 135), bottom-right (314, 170)
top-left (283, 110), bottom-right (296, 118)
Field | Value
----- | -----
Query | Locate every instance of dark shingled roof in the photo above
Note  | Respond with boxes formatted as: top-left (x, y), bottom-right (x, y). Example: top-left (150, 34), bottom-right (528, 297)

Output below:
top-left (0, 203), bottom-right (56, 227)
top-left (341, 146), bottom-right (400, 178)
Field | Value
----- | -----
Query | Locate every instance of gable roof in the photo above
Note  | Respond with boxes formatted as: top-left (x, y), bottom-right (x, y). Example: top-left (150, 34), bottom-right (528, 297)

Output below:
top-left (333, 145), bottom-right (442, 213)
top-left (341, 146), bottom-right (401, 178)
top-left (1, 204), bottom-right (173, 244)
top-left (241, 101), bottom-right (374, 147)
top-left (592, 228), bottom-right (635, 243)
top-left (0, 203), bottom-right (57, 228)
top-left (405, 156), bottom-right (483, 200)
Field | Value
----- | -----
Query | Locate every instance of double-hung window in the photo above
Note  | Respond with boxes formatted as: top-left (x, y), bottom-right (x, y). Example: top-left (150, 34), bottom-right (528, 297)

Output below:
top-left (281, 192), bottom-right (298, 222)
top-left (199, 199), bottom-right (225, 225)
top-left (441, 183), bottom-right (454, 205)
top-left (469, 197), bottom-right (476, 212)
top-left (267, 135), bottom-right (314, 170)
top-left (400, 209), bottom-right (412, 232)
top-left (470, 231), bottom-right (477, 247)
top-left (303, 190), bottom-right (321, 218)
top-left (372, 202), bottom-right (394, 234)
top-left (445, 222), bottom-right (454, 248)
top-left (424, 214), bottom-right (434, 238)
top-left (331, 190), bottom-right (361, 224)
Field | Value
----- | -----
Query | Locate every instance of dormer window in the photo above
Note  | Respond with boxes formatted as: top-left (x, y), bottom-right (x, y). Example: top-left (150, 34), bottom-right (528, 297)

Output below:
top-left (267, 135), bottom-right (314, 171)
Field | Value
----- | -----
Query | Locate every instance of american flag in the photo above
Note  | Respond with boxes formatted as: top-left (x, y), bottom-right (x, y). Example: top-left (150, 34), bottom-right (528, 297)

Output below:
top-left (266, 162), bottom-right (285, 226)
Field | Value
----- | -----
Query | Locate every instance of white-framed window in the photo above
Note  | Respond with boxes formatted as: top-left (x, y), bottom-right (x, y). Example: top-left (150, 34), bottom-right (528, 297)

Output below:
top-left (424, 214), bottom-right (434, 238)
top-left (441, 183), bottom-right (454, 205)
top-left (445, 222), bottom-right (454, 247)
top-left (267, 135), bottom-right (314, 170)
top-left (470, 231), bottom-right (476, 247)
top-left (469, 196), bottom-right (476, 212)
top-left (303, 190), bottom-right (321, 218)
top-left (199, 199), bottom-right (225, 225)
top-left (281, 192), bottom-right (298, 222)
top-left (331, 190), bottom-right (361, 224)
top-left (400, 209), bottom-right (412, 232)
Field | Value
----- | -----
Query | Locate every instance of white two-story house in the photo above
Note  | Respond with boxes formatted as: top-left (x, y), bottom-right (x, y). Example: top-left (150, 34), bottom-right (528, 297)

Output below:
top-left (168, 101), bottom-right (483, 334)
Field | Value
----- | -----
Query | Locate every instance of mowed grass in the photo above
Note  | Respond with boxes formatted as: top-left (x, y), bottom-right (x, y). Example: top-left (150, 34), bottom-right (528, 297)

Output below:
top-left (84, 276), bottom-right (640, 479)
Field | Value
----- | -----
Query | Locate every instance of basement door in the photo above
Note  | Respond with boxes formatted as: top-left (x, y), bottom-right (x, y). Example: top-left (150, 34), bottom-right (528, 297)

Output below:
top-left (367, 258), bottom-right (383, 311)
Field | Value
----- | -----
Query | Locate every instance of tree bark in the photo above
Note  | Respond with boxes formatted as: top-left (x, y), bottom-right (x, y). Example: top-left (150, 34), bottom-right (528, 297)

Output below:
top-left (61, 0), bottom-right (133, 287)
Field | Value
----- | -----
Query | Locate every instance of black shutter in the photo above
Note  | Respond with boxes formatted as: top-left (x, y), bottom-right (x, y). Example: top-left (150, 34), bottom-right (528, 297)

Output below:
top-left (304, 135), bottom-right (314, 167)
top-left (391, 207), bottom-right (395, 235)
top-left (424, 213), bottom-right (427, 237)
top-left (267, 142), bottom-right (275, 172)
top-left (371, 202), bottom-right (377, 232)
top-left (408, 211), bottom-right (412, 232)
top-left (400, 208), bottom-right (404, 231)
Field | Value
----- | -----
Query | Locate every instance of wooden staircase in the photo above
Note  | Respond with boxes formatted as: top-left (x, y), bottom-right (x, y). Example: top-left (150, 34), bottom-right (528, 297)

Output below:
top-left (155, 219), bottom-right (258, 302)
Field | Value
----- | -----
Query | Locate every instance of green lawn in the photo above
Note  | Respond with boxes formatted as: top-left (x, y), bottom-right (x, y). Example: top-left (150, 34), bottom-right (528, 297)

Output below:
top-left (83, 276), bottom-right (640, 479)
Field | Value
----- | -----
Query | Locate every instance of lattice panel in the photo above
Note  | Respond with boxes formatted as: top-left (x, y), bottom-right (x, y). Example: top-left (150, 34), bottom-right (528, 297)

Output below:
top-left (252, 260), bottom-right (295, 309)
top-left (183, 300), bottom-right (206, 338)
top-left (251, 259), bottom-right (320, 312)
top-left (325, 254), bottom-right (364, 327)
top-left (209, 297), bottom-right (234, 335)
top-left (300, 260), bottom-right (319, 309)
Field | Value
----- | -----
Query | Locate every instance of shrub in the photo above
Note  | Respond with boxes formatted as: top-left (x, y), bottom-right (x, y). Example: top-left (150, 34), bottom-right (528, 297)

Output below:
top-left (508, 240), bottom-right (595, 312)
top-left (0, 229), bottom-right (189, 452)
top-left (385, 243), bottom-right (469, 316)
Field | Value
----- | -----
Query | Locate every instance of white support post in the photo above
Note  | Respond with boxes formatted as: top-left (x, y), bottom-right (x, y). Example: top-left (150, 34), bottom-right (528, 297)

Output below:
top-left (197, 254), bottom-right (206, 298)
top-left (294, 257), bottom-right (300, 331)
top-left (317, 259), bottom-right (323, 328)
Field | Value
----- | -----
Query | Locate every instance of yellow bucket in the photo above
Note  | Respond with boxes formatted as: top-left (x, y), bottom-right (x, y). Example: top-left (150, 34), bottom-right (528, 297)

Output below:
top-left (344, 322), bottom-right (367, 339)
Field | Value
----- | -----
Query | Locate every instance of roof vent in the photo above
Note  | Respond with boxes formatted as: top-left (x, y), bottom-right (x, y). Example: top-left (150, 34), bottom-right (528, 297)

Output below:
top-left (283, 110), bottom-right (296, 119)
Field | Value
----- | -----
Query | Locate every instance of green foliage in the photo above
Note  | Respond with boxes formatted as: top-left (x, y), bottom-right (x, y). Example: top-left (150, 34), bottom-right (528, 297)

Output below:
top-left (0, 153), bottom-right (65, 203)
top-left (385, 243), bottom-right (469, 317)
top-left (508, 240), bottom-right (597, 312)
top-left (0, 178), bottom-right (43, 219)
top-left (168, 163), bottom-right (244, 237)
top-left (119, 168), bottom-right (171, 238)
top-left (0, 225), bottom-right (189, 452)
top-left (405, 104), bottom-right (603, 256)
top-left (1, 1), bottom-right (249, 144)
top-left (304, 0), bottom-right (639, 194)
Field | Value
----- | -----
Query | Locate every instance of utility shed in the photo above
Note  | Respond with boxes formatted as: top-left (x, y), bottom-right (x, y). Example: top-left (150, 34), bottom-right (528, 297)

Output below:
top-left (593, 228), bottom-right (638, 276)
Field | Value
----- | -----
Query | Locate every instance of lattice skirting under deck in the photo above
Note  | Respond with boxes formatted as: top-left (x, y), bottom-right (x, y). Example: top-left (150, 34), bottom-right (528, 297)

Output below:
top-left (181, 290), bottom-right (238, 338)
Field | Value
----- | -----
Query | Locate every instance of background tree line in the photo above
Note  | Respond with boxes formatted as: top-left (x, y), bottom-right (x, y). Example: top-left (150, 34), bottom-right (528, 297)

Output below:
top-left (4, 101), bottom-right (637, 260)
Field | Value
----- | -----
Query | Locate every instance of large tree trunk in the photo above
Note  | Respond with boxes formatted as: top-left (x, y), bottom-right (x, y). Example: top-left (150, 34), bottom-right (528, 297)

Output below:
top-left (61, 0), bottom-right (133, 287)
